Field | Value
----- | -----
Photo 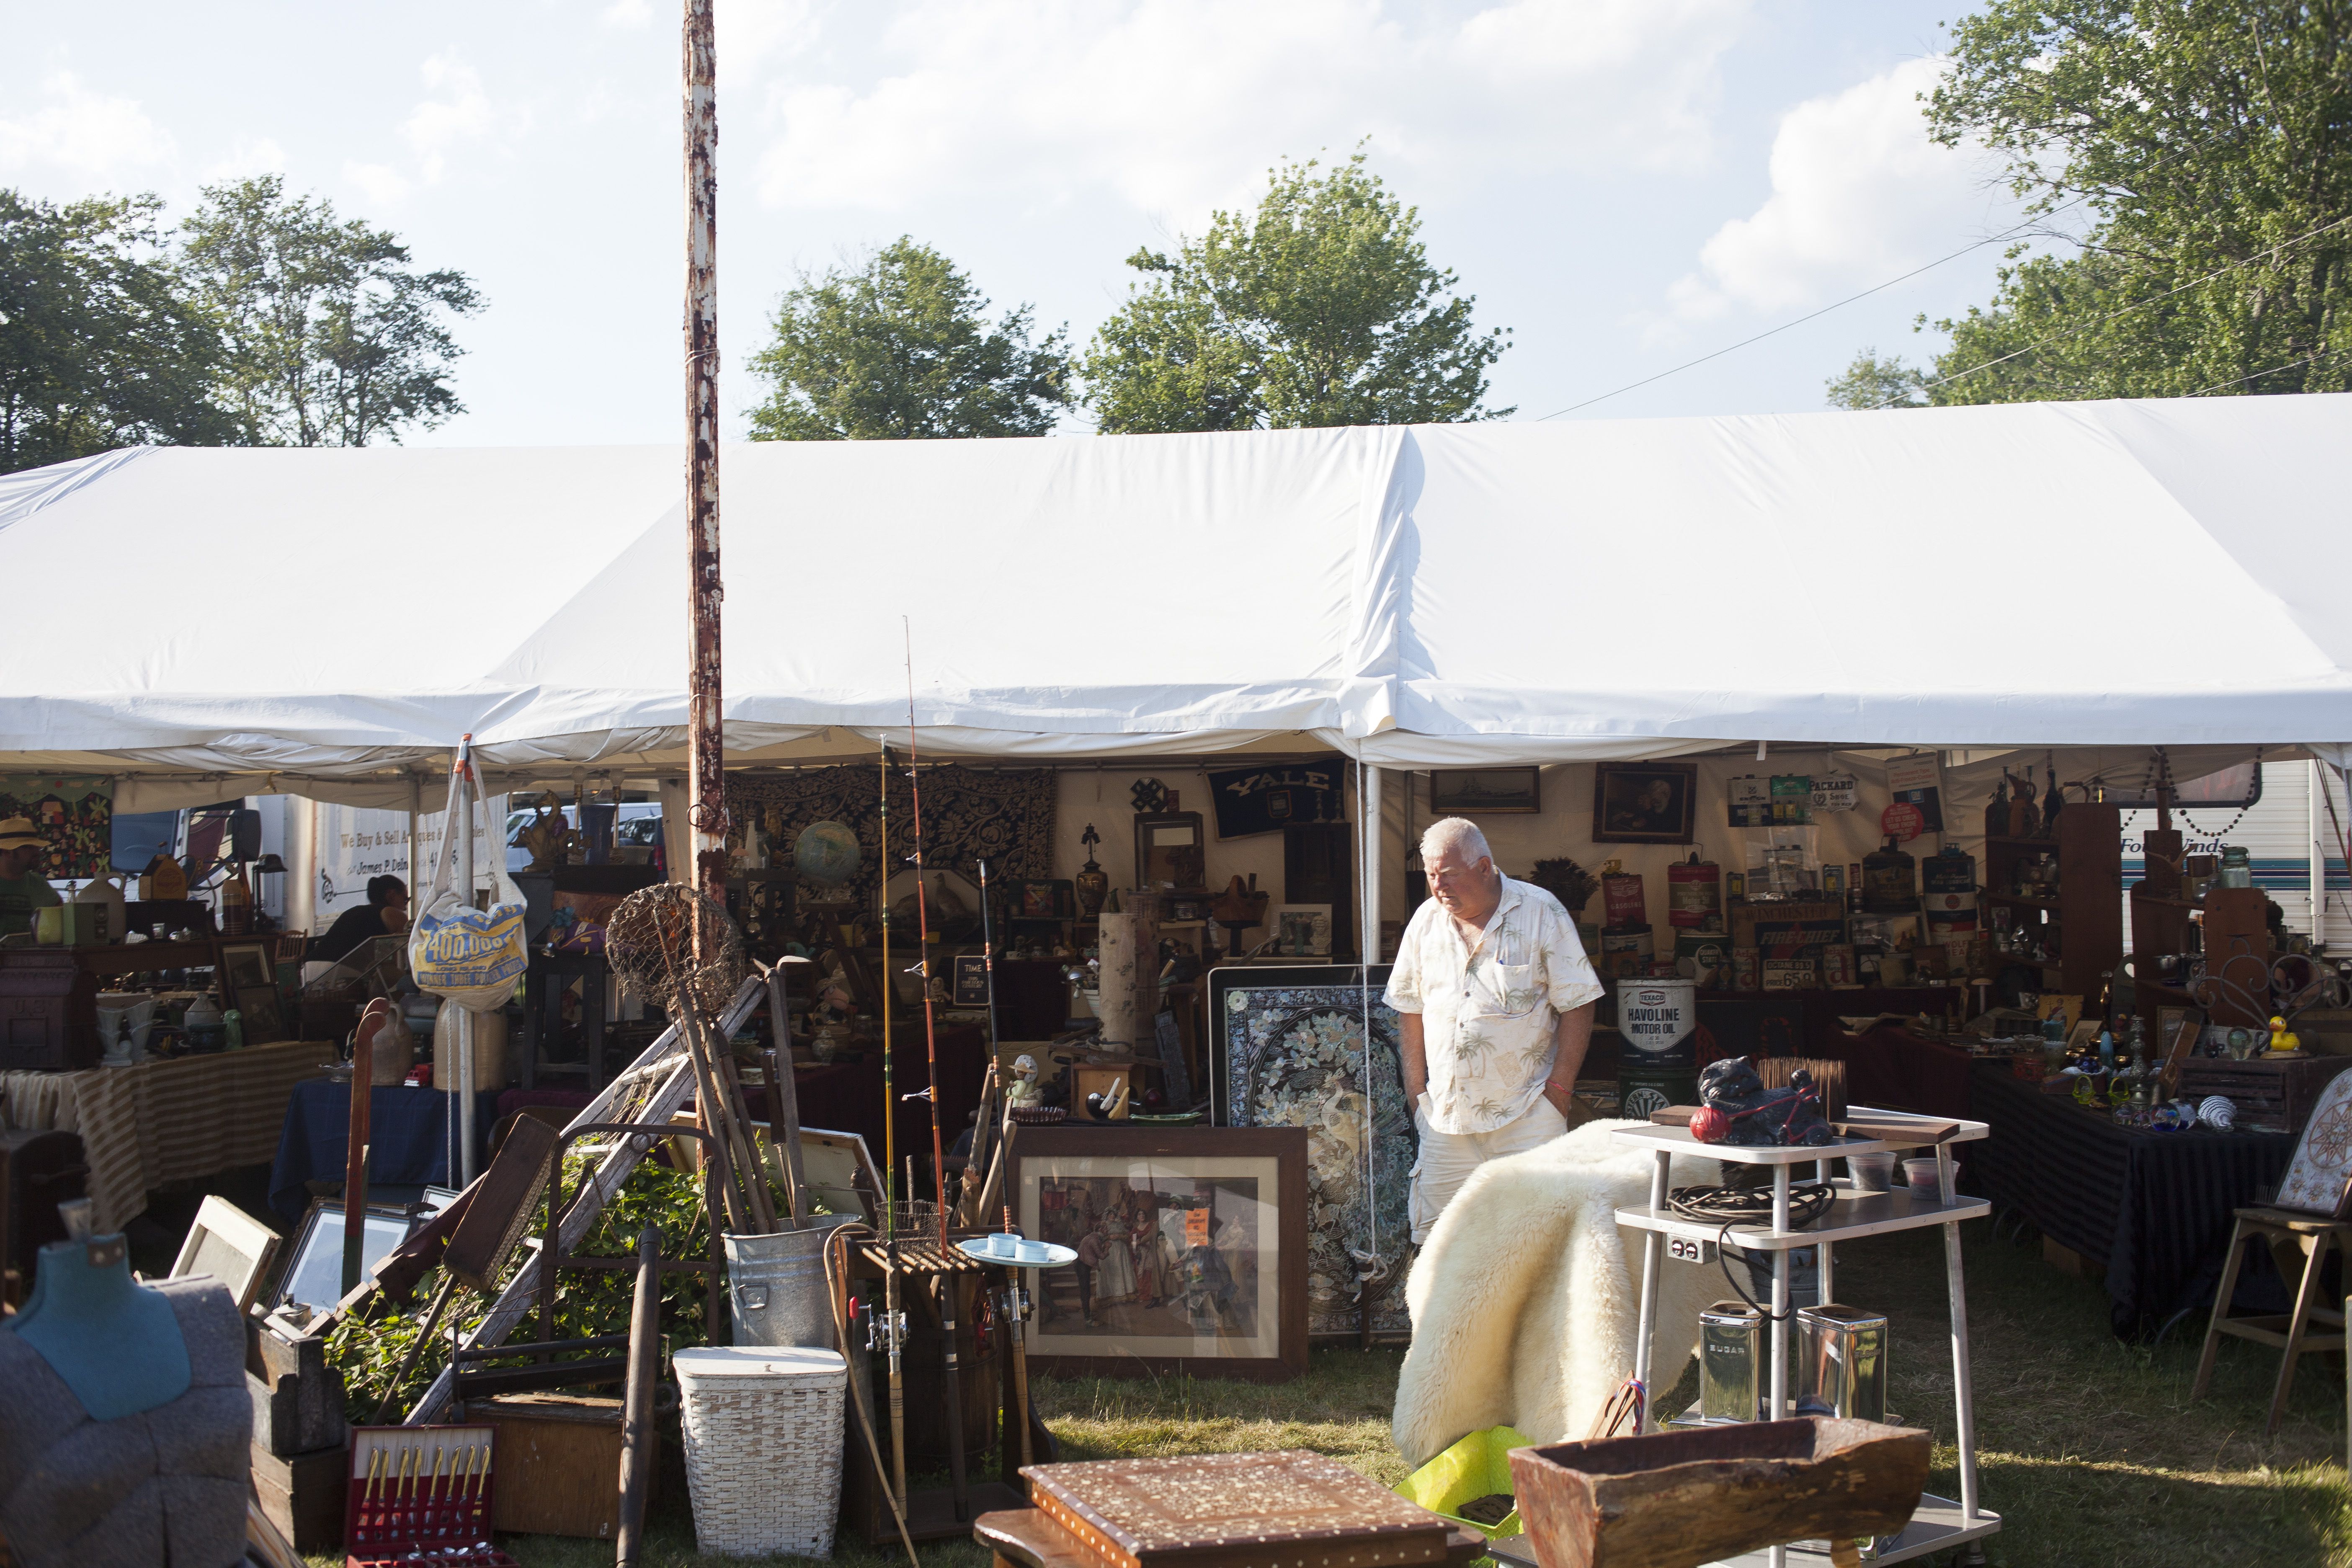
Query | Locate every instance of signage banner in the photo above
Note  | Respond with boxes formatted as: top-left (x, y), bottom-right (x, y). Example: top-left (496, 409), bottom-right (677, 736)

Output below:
top-left (1206, 764), bottom-right (1344, 839)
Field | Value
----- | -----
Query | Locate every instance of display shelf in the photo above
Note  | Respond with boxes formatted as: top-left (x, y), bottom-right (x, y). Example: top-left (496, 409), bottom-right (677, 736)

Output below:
top-left (1617, 1107), bottom-right (1996, 1568)
top-left (1614, 1186), bottom-right (1990, 1251)
top-left (1983, 892), bottom-right (2060, 911)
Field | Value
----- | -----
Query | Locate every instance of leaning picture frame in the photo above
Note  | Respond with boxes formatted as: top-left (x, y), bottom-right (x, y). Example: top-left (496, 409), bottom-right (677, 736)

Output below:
top-left (1011, 1125), bottom-right (1307, 1381)
top-left (170, 1194), bottom-right (281, 1312)
top-left (220, 938), bottom-right (289, 1044)
top-left (1591, 761), bottom-right (1699, 844)
top-left (269, 1197), bottom-right (421, 1315)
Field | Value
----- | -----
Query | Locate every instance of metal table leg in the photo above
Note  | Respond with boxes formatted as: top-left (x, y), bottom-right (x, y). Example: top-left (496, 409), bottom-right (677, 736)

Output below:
top-left (1769, 1163), bottom-right (1791, 1568)
top-left (1815, 1158), bottom-right (1835, 1307)
top-left (1632, 1148), bottom-right (1670, 1428)
top-left (1939, 1142), bottom-right (1979, 1522)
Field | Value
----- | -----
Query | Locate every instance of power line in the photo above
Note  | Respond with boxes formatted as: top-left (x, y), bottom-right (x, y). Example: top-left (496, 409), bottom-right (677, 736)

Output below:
top-left (1537, 129), bottom-right (2239, 421)
top-left (2187, 344), bottom-right (2332, 397)
top-left (1869, 211), bottom-right (2352, 407)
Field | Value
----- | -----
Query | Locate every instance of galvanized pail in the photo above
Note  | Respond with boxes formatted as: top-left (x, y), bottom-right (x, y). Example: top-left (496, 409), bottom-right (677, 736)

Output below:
top-left (724, 1215), bottom-right (858, 1349)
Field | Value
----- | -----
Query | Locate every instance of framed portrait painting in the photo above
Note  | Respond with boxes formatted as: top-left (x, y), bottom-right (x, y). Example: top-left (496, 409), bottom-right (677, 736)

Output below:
top-left (1012, 1125), bottom-right (1307, 1381)
top-left (1591, 761), bottom-right (1699, 844)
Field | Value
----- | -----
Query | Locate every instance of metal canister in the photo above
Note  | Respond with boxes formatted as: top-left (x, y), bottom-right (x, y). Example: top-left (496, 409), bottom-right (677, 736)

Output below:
top-left (1666, 854), bottom-right (1722, 929)
top-left (1675, 929), bottom-right (1732, 987)
top-left (1618, 1062), bottom-right (1696, 1122)
top-left (1795, 1303), bottom-right (1888, 1423)
top-left (1602, 869), bottom-right (1648, 928)
top-left (1617, 978), bottom-right (1697, 1068)
top-left (1861, 836), bottom-right (1919, 913)
top-left (1599, 923), bottom-right (1653, 978)
top-left (1730, 946), bottom-right (1761, 992)
top-left (1699, 1301), bottom-right (1765, 1423)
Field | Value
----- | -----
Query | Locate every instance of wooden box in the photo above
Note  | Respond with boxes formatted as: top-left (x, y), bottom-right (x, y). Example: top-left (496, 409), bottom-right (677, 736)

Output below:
top-left (459, 1391), bottom-right (650, 1540)
top-left (2175, 1054), bottom-right (2352, 1136)
top-left (1508, 1418), bottom-right (1928, 1568)
top-left (251, 1439), bottom-right (347, 1554)
top-left (0, 950), bottom-right (98, 1072)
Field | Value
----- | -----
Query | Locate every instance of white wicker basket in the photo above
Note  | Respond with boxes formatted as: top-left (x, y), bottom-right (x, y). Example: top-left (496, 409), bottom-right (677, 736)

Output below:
top-left (674, 1344), bottom-right (848, 1558)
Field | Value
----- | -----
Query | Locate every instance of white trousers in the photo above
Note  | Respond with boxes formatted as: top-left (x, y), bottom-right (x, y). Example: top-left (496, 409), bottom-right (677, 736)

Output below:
top-left (1409, 1096), bottom-right (1568, 1244)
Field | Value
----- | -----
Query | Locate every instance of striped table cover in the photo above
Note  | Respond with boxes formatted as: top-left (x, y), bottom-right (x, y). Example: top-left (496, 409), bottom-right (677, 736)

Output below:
top-left (1, 1040), bottom-right (337, 1232)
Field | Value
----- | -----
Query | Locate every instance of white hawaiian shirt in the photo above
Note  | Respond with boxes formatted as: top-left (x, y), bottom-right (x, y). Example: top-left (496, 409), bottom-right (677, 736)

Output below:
top-left (1385, 875), bottom-right (1604, 1135)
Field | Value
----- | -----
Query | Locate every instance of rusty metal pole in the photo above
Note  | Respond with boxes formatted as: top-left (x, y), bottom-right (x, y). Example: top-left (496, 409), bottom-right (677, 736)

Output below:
top-left (683, 0), bottom-right (727, 956)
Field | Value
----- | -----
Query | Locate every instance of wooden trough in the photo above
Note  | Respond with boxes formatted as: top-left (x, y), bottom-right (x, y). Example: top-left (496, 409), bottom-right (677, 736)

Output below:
top-left (1507, 1418), bottom-right (1929, 1568)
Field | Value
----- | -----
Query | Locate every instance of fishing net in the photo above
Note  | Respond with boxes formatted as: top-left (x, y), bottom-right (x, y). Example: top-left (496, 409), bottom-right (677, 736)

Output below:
top-left (603, 883), bottom-right (748, 1022)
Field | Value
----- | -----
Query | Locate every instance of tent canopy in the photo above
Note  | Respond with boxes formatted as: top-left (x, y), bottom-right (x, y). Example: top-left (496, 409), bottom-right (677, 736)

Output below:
top-left (3, 392), bottom-right (2347, 806)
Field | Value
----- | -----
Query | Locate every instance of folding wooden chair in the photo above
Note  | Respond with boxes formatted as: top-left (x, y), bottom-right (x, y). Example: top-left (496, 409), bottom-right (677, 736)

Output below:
top-left (2191, 1206), bottom-right (2352, 1436)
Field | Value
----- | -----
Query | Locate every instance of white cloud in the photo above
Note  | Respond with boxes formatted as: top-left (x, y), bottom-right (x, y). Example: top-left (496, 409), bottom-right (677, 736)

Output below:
top-left (337, 52), bottom-right (529, 204)
top-left (748, 0), bottom-right (1747, 219)
top-left (0, 70), bottom-right (175, 180)
top-left (201, 135), bottom-right (287, 183)
top-left (1667, 56), bottom-right (2007, 323)
top-left (601, 0), bottom-right (654, 26)
top-left (342, 160), bottom-right (414, 205)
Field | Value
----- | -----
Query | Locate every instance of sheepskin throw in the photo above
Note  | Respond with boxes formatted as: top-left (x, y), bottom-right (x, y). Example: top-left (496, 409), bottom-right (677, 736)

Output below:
top-left (1392, 1119), bottom-right (1722, 1467)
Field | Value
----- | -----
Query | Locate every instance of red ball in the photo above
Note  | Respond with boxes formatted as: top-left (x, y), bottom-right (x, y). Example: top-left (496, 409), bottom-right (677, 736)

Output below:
top-left (1689, 1106), bottom-right (1730, 1143)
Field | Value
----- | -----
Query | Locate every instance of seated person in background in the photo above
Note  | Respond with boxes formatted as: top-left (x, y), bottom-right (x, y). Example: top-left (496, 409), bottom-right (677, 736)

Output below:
top-left (0, 818), bottom-right (60, 938)
top-left (311, 875), bottom-right (410, 963)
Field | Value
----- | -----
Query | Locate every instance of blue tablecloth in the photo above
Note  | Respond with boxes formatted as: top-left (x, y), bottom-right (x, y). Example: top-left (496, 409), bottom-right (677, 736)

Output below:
top-left (269, 1081), bottom-right (499, 1222)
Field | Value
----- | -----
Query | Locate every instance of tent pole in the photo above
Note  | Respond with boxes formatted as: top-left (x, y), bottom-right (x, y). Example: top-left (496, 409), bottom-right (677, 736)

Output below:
top-left (1361, 764), bottom-right (1382, 963)
top-left (455, 743), bottom-right (477, 1185)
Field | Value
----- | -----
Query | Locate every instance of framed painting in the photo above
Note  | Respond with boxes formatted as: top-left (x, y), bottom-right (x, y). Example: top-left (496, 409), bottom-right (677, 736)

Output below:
top-left (1429, 768), bottom-right (1541, 815)
top-left (1591, 761), bottom-right (1699, 844)
top-left (1012, 1125), bottom-right (1307, 1381)
top-left (1209, 964), bottom-right (1415, 1341)
top-left (1271, 904), bottom-right (1333, 958)
top-left (2276, 1070), bottom-right (2352, 1218)
top-left (270, 1198), bottom-right (420, 1315)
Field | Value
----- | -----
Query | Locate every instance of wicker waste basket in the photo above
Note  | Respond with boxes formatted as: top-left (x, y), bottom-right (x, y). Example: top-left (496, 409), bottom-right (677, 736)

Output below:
top-left (673, 1345), bottom-right (847, 1558)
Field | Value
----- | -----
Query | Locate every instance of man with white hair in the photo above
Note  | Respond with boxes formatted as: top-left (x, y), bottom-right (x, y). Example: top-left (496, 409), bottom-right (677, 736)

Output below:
top-left (1387, 816), bottom-right (1602, 1243)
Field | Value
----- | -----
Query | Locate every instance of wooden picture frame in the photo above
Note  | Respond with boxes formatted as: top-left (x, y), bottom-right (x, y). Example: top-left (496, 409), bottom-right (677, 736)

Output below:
top-left (220, 938), bottom-right (291, 1044)
top-left (1429, 768), bottom-right (1542, 815)
top-left (170, 1194), bottom-right (281, 1312)
top-left (1591, 761), bottom-right (1699, 844)
top-left (1013, 879), bottom-right (1074, 921)
top-left (1133, 812), bottom-right (1208, 893)
top-left (791, 1126), bottom-right (885, 1224)
top-left (2156, 1004), bottom-right (2204, 1095)
top-left (1011, 1125), bottom-right (1308, 1381)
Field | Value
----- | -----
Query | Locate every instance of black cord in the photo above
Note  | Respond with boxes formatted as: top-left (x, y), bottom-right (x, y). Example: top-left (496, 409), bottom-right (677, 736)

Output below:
top-left (1668, 1182), bottom-right (1834, 1322)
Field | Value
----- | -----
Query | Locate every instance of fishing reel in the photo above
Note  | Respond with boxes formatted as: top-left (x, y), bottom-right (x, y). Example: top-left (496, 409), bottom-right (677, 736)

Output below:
top-left (862, 1300), bottom-right (910, 1357)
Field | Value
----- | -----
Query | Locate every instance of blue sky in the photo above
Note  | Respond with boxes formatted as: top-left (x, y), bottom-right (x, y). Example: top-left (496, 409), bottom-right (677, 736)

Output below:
top-left (1, 1), bottom-right (2033, 444)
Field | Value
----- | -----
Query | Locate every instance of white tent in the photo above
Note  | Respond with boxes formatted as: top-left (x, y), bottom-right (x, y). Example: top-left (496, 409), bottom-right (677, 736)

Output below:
top-left (4, 392), bottom-right (2349, 810)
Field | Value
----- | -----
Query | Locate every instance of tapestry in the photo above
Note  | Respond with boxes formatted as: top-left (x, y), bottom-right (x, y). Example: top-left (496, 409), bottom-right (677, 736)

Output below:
top-left (1210, 964), bottom-right (1414, 1339)
top-left (0, 774), bottom-right (113, 879)
top-left (727, 765), bottom-right (1056, 918)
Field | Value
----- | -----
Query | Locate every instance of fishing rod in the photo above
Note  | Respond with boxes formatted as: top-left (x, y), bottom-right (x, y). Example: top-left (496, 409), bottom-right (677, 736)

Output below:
top-left (902, 617), bottom-right (972, 1518)
top-left (875, 738), bottom-right (907, 1506)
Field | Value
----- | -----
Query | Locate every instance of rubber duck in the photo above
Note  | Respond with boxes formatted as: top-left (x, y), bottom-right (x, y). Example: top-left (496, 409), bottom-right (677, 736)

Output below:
top-left (2263, 1015), bottom-right (2304, 1058)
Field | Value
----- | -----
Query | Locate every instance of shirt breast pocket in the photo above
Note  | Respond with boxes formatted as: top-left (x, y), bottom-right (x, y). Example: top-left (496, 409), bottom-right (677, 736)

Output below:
top-left (1477, 961), bottom-right (1544, 1019)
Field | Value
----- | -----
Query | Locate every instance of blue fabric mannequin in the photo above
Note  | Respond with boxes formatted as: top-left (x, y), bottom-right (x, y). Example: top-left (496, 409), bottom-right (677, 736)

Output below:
top-left (2, 1208), bottom-right (190, 1421)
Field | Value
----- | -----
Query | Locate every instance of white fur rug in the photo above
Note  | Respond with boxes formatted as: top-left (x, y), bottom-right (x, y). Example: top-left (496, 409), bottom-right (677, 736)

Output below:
top-left (1391, 1119), bottom-right (1723, 1467)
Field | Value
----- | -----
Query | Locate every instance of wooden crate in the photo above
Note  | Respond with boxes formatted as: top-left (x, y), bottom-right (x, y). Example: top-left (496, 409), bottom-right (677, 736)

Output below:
top-left (459, 1391), bottom-right (650, 1540)
top-left (250, 1440), bottom-right (347, 1554)
top-left (2175, 1055), bottom-right (2352, 1136)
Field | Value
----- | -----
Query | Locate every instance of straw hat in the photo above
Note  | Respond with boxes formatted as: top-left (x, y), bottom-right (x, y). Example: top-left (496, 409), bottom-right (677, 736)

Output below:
top-left (0, 818), bottom-right (41, 850)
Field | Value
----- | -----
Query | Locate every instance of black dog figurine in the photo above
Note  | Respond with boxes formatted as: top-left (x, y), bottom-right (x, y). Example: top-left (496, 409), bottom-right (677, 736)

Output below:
top-left (1692, 1056), bottom-right (1835, 1147)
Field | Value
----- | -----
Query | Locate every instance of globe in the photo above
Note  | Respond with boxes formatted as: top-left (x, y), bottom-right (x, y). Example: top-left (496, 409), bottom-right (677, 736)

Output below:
top-left (793, 820), bottom-right (861, 888)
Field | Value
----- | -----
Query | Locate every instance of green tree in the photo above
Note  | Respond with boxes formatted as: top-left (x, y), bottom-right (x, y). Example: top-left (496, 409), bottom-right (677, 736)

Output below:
top-left (1083, 149), bottom-right (1511, 432)
top-left (0, 191), bottom-right (234, 473)
top-left (1915, 0), bottom-right (2352, 402)
top-left (1824, 348), bottom-right (1929, 410)
top-left (747, 237), bottom-right (1070, 440)
top-left (181, 175), bottom-right (482, 446)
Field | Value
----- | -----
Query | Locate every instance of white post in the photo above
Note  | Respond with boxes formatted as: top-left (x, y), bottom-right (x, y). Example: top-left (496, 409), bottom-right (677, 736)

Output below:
top-left (2311, 760), bottom-right (2326, 944)
top-left (1361, 764), bottom-right (1383, 963)
top-left (455, 757), bottom-right (477, 1185)
top-left (1769, 1161), bottom-right (1792, 1568)
top-left (1632, 1148), bottom-right (1669, 1429)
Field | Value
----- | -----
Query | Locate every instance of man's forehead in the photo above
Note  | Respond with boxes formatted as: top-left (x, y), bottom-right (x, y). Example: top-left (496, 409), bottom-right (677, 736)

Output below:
top-left (1426, 846), bottom-right (1488, 868)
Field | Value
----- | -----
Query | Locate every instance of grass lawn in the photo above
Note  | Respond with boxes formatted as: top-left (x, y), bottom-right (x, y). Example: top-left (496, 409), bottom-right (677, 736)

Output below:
top-left (317, 1222), bottom-right (2352, 1568)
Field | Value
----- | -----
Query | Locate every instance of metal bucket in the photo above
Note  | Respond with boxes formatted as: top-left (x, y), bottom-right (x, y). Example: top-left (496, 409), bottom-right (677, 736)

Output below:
top-left (723, 1215), bottom-right (859, 1349)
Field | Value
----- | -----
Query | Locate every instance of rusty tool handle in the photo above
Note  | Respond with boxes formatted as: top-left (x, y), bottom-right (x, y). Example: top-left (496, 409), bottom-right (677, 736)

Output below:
top-left (616, 1224), bottom-right (663, 1566)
